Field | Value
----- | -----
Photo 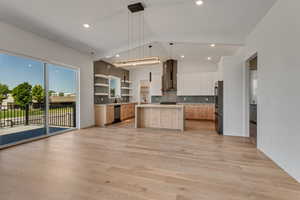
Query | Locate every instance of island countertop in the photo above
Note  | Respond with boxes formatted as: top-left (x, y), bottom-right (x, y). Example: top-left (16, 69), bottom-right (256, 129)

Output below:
top-left (136, 104), bottom-right (184, 109)
top-left (135, 104), bottom-right (185, 131)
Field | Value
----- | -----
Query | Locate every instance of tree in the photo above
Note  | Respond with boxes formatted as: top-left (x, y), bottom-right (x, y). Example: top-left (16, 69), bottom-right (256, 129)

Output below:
top-left (0, 83), bottom-right (10, 106)
top-left (12, 82), bottom-right (32, 109)
top-left (32, 85), bottom-right (45, 105)
top-left (59, 92), bottom-right (64, 97)
top-left (48, 90), bottom-right (55, 97)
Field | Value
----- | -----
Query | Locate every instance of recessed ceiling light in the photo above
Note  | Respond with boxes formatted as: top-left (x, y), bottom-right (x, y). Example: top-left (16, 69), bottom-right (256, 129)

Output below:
top-left (207, 57), bottom-right (212, 60)
top-left (195, 0), bottom-right (204, 6)
top-left (83, 24), bottom-right (90, 28)
top-left (181, 55), bottom-right (185, 58)
top-left (116, 54), bottom-right (120, 58)
top-left (210, 44), bottom-right (216, 47)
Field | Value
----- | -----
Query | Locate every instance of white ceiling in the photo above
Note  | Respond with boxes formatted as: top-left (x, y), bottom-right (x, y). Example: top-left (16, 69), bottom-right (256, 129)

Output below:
top-left (105, 41), bottom-right (240, 66)
top-left (0, 0), bottom-right (277, 60)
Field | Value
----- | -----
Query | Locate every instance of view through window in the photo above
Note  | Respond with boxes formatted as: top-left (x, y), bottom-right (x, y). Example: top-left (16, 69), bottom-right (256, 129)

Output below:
top-left (0, 53), bottom-right (78, 147)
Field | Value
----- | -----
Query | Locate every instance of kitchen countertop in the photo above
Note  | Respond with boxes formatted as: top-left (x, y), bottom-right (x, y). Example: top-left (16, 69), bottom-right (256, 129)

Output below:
top-left (95, 102), bottom-right (214, 107)
top-left (178, 103), bottom-right (214, 105)
top-left (95, 102), bottom-right (137, 106)
top-left (147, 103), bottom-right (214, 105)
top-left (136, 104), bottom-right (184, 109)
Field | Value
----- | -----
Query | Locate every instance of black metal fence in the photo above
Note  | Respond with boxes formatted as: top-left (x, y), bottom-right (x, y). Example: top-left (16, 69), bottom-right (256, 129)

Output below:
top-left (0, 103), bottom-right (76, 128)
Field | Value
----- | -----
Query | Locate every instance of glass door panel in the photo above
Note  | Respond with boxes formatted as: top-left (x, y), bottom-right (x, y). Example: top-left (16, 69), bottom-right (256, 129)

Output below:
top-left (47, 64), bottom-right (77, 134)
top-left (0, 53), bottom-right (46, 146)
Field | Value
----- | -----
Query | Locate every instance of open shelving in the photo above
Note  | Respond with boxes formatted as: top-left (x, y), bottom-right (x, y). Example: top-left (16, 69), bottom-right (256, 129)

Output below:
top-left (95, 74), bottom-right (109, 79)
top-left (95, 93), bottom-right (109, 96)
top-left (121, 94), bottom-right (132, 97)
top-left (95, 83), bottom-right (109, 87)
top-left (122, 80), bottom-right (132, 84)
top-left (121, 87), bottom-right (133, 90)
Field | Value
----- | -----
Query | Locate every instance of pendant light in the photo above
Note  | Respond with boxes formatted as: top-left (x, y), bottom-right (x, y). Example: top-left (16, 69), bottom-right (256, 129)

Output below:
top-left (113, 2), bottom-right (161, 67)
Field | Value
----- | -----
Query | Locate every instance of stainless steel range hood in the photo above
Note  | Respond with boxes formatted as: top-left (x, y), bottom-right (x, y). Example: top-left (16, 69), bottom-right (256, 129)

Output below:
top-left (160, 59), bottom-right (178, 104)
top-left (162, 59), bottom-right (177, 93)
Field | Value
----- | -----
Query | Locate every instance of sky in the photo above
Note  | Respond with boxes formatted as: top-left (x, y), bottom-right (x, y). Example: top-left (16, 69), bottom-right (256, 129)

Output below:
top-left (0, 53), bottom-right (76, 93)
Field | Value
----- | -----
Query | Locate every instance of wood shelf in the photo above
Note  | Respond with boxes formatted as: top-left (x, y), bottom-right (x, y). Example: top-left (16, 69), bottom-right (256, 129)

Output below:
top-left (121, 87), bottom-right (133, 90)
top-left (95, 74), bottom-right (109, 79)
top-left (122, 80), bottom-right (132, 84)
top-left (95, 93), bottom-right (109, 96)
top-left (95, 83), bottom-right (109, 87)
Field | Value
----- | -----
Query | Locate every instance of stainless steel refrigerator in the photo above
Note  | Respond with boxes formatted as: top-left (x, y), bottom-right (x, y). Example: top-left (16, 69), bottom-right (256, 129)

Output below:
top-left (215, 81), bottom-right (223, 135)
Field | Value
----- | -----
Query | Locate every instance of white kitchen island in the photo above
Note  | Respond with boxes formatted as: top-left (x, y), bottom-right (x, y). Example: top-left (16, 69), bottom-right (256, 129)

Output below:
top-left (135, 104), bottom-right (185, 131)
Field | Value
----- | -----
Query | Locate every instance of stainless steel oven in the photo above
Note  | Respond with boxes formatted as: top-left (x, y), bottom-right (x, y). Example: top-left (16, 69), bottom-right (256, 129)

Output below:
top-left (114, 105), bottom-right (121, 123)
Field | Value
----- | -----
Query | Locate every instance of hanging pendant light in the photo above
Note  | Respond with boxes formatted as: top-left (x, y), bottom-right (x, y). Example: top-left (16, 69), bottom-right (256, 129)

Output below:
top-left (114, 2), bottom-right (161, 67)
top-left (113, 57), bottom-right (161, 67)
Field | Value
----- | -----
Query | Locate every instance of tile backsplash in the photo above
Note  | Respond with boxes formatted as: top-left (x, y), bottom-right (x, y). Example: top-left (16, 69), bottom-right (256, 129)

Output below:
top-left (151, 95), bottom-right (215, 104)
top-left (94, 96), bottom-right (130, 104)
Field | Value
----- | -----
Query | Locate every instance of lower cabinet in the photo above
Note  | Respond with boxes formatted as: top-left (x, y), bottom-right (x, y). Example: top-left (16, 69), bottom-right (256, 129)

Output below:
top-left (95, 103), bottom-right (136, 127)
top-left (106, 105), bottom-right (115, 124)
top-left (121, 103), bottom-right (137, 121)
top-left (184, 104), bottom-right (215, 121)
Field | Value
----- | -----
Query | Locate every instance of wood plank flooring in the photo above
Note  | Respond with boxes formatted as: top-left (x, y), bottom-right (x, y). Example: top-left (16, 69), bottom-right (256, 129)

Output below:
top-left (0, 121), bottom-right (300, 200)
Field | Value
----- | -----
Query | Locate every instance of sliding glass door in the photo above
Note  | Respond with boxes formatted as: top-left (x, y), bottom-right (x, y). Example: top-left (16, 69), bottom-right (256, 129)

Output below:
top-left (0, 53), bottom-right (78, 147)
top-left (0, 53), bottom-right (46, 145)
top-left (48, 64), bottom-right (77, 134)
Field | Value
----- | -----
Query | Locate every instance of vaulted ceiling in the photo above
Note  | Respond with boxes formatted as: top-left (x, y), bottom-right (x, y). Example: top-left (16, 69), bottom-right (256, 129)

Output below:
top-left (0, 0), bottom-right (277, 60)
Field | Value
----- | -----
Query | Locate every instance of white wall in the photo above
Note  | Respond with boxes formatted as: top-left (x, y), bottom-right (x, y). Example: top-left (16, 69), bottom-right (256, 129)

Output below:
top-left (235, 0), bottom-right (300, 182)
top-left (218, 57), bottom-right (244, 137)
top-left (130, 60), bottom-right (218, 100)
top-left (0, 21), bottom-right (94, 128)
top-left (129, 64), bottom-right (162, 103)
top-left (177, 60), bottom-right (218, 96)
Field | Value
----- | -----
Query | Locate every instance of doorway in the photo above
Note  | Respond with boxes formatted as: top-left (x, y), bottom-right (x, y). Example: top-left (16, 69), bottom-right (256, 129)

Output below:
top-left (247, 54), bottom-right (258, 145)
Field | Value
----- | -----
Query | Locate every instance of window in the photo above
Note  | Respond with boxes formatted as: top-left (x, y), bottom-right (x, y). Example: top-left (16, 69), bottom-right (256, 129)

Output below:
top-left (0, 52), bottom-right (78, 147)
top-left (109, 76), bottom-right (121, 98)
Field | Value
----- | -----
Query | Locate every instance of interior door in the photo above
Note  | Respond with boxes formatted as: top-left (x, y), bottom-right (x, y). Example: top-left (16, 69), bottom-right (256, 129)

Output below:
top-left (248, 56), bottom-right (258, 145)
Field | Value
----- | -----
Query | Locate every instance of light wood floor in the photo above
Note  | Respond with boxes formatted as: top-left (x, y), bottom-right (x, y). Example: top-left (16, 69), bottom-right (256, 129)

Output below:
top-left (0, 121), bottom-right (300, 200)
top-left (108, 119), bottom-right (216, 132)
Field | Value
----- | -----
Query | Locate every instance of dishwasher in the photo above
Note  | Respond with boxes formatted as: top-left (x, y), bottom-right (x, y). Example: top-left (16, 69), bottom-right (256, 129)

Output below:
top-left (114, 105), bottom-right (121, 123)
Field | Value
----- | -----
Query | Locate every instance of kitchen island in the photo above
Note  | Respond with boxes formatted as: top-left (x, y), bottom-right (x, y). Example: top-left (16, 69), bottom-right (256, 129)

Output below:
top-left (135, 104), bottom-right (185, 131)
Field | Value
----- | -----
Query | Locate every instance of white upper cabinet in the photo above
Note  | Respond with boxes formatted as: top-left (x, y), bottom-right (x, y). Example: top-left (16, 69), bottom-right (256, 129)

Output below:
top-left (177, 72), bottom-right (217, 96)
